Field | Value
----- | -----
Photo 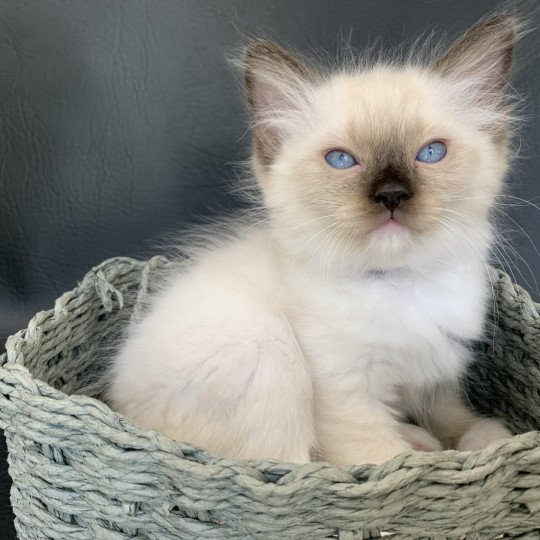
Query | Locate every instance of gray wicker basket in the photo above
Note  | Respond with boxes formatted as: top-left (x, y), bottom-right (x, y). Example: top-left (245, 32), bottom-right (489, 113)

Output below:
top-left (0, 256), bottom-right (539, 539)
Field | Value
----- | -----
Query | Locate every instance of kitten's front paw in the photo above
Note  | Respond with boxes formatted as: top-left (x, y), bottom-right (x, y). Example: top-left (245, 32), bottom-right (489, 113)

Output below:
top-left (399, 423), bottom-right (443, 452)
top-left (457, 418), bottom-right (512, 451)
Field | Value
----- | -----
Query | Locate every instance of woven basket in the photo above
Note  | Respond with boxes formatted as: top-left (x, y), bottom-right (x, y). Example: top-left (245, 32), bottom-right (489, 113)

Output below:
top-left (0, 256), bottom-right (539, 539)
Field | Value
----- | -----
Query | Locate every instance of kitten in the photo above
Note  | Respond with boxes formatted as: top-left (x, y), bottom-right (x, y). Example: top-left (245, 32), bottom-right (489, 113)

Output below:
top-left (108, 14), bottom-right (520, 465)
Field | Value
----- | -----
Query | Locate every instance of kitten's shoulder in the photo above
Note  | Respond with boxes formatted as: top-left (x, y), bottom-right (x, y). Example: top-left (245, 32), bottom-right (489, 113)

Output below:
top-left (155, 219), bottom-right (279, 299)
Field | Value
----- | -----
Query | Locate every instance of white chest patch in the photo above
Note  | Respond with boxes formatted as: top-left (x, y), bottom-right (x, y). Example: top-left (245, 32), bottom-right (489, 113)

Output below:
top-left (288, 264), bottom-right (487, 393)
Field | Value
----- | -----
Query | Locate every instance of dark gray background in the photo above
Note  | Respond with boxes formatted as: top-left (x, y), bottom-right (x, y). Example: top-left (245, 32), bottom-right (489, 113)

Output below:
top-left (0, 1), bottom-right (538, 535)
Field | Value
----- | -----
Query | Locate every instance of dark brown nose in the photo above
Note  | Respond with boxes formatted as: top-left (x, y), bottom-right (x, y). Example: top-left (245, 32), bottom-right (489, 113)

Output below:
top-left (372, 185), bottom-right (412, 212)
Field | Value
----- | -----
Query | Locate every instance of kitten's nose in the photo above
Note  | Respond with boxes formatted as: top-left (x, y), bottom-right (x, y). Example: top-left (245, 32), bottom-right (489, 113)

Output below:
top-left (372, 185), bottom-right (411, 212)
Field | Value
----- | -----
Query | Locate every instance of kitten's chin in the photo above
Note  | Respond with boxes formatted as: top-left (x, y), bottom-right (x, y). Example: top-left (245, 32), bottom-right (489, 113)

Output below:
top-left (361, 219), bottom-right (417, 270)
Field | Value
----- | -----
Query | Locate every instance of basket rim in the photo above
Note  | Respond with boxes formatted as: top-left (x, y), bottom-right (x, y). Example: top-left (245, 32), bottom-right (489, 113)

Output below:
top-left (1, 255), bottom-right (539, 474)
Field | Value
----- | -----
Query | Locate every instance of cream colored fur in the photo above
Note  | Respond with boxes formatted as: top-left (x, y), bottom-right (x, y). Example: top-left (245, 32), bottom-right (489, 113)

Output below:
top-left (108, 14), bottom-right (522, 465)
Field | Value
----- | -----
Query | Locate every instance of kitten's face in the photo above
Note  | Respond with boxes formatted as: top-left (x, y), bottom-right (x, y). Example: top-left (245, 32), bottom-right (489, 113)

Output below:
top-left (245, 15), bottom-right (518, 273)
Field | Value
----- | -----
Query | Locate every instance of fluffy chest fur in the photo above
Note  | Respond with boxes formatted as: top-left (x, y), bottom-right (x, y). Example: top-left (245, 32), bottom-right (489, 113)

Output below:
top-left (285, 259), bottom-right (488, 395)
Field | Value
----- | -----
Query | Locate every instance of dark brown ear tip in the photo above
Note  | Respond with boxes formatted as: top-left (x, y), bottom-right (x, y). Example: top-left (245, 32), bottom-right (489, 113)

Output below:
top-left (242, 37), bottom-right (314, 83)
top-left (243, 37), bottom-right (278, 62)
top-left (471, 12), bottom-right (526, 43)
top-left (429, 11), bottom-right (528, 82)
top-left (481, 13), bottom-right (518, 27)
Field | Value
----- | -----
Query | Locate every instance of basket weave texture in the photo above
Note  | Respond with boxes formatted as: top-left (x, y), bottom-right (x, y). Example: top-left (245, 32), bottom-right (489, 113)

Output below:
top-left (0, 256), bottom-right (539, 539)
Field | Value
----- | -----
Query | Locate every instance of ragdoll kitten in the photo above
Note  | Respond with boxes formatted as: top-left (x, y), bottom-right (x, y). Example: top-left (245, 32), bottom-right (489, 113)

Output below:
top-left (109, 14), bottom-right (520, 465)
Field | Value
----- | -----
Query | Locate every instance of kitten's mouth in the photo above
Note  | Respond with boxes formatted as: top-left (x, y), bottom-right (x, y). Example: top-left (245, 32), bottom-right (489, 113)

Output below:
top-left (371, 215), bottom-right (408, 235)
top-left (380, 217), bottom-right (403, 231)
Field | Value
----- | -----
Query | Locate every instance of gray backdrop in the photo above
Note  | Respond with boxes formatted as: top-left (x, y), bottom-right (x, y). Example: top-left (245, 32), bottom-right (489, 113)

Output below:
top-left (0, 0), bottom-right (538, 535)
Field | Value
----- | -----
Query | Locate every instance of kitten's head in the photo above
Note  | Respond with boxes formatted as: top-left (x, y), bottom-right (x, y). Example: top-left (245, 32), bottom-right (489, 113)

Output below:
top-left (243, 14), bottom-right (523, 274)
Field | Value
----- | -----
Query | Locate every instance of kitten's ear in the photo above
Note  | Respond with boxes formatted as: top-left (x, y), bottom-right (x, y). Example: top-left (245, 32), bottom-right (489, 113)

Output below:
top-left (431, 14), bottom-right (522, 107)
top-left (243, 38), bottom-right (315, 167)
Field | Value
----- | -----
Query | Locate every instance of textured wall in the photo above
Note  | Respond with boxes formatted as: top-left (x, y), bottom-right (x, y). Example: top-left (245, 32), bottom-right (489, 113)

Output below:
top-left (0, 1), bottom-right (538, 535)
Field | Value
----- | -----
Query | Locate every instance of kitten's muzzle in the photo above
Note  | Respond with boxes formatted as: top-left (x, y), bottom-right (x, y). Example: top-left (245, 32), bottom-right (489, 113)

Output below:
top-left (371, 184), bottom-right (412, 212)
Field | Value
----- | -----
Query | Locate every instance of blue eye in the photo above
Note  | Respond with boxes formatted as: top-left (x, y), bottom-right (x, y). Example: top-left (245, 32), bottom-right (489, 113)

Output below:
top-left (416, 141), bottom-right (447, 163)
top-left (325, 150), bottom-right (357, 169)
